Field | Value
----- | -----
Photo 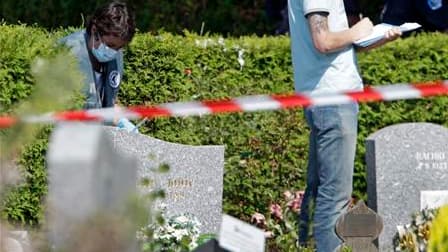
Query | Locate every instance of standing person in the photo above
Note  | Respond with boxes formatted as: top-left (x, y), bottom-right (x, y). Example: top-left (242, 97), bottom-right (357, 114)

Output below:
top-left (381, 0), bottom-right (448, 33)
top-left (265, 0), bottom-right (289, 35)
top-left (60, 1), bottom-right (138, 132)
top-left (288, 0), bottom-right (401, 251)
top-left (344, 0), bottom-right (362, 27)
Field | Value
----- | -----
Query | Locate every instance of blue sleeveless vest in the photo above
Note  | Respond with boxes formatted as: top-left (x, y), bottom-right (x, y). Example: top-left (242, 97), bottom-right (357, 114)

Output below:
top-left (60, 30), bottom-right (124, 109)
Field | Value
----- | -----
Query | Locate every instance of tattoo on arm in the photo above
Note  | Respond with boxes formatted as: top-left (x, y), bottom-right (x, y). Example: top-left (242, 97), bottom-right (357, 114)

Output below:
top-left (308, 12), bottom-right (329, 35)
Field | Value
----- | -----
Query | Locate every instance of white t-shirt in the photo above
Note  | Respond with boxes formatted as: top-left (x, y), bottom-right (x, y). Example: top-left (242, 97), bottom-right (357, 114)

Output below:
top-left (288, 0), bottom-right (363, 95)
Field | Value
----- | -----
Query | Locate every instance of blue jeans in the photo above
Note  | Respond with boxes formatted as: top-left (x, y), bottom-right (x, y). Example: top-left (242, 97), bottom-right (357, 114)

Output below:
top-left (298, 103), bottom-right (358, 252)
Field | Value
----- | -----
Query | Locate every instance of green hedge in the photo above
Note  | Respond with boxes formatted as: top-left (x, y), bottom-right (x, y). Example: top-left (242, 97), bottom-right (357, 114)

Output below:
top-left (0, 24), bottom-right (81, 225)
top-left (0, 24), bottom-right (56, 225)
top-left (0, 24), bottom-right (57, 113)
top-left (1, 24), bottom-right (447, 227)
top-left (1, 129), bottom-right (51, 225)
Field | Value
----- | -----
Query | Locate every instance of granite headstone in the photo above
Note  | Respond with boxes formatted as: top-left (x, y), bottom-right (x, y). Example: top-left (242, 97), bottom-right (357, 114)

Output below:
top-left (105, 126), bottom-right (225, 234)
top-left (366, 123), bottom-right (448, 251)
top-left (46, 123), bottom-right (138, 251)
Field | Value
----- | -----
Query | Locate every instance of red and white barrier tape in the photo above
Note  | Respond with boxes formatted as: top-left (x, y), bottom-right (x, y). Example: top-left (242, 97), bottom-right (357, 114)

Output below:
top-left (1, 80), bottom-right (447, 129)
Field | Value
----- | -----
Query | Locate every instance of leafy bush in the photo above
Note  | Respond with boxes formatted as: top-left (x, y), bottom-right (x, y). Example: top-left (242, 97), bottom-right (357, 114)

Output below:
top-left (1, 25), bottom-right (448, 251)
top-left (0, 24), bottom-right (60, 113)
top-left (0, 24), bottom-right (82, 226)
top-left (354, 32), bottom-right (448, 198)
top-left (251, 190), bottom-right (302, 251)
top-left (121, 30), bottom-right (448, 215)
top-left (0, 24), bottom-right (53, 225)
top-left (1, 129), bottom-right (50, 225)
top-left (122, 32), bottom-right (308, 222)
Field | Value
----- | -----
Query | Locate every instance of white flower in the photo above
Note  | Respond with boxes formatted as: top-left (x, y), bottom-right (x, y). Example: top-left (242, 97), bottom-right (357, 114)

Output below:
top-left (165, 225), bottom-right (176, 234)
top-left (175, 215), bottom-right (190, 224)
top-left (195, 39), bottom-right (206, 48)
top-left (218, 37), bottom-right (225, 46)
top-left (139, 212), bottom-right (203, 250)
top-left (237, 49), bottom-right (245, 70)
top-left (159, 203), bottom-right (167, 209)
top-left (173, 230), bottom-right (183, 241)
top-left (136, 230), bottom-right (148, 241)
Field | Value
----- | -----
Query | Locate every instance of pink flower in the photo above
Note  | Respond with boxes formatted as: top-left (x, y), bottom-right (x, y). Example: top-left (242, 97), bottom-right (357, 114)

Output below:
top-left (269, 203), bottom-right (283, 220)
top-left (295, 190), bottom-right (304, 199)
top-left (287, 198), bottom-right (301, 213)
top-left (283, 190), bottom-right (293, 200)
top-left (251, 212), bottom-right (266, 228)
top-left (287, 191), bottom-right (304, 213)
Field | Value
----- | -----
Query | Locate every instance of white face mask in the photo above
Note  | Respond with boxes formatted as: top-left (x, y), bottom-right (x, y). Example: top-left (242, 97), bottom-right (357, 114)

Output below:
top-left (91, 33), bottom-right (118, 62)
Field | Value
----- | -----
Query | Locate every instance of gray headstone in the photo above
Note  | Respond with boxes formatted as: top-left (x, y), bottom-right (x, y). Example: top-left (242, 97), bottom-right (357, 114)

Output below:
top-left (46, 123), bottom-right (138, 251)
top-left (366, 123), bottom-right (448, 251)
top-left (105, 126), bottom-right (225, 234)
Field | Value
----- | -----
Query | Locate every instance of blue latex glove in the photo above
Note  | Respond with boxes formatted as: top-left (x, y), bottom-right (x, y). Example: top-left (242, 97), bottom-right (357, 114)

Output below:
top-left (117, 118), bottom-right (139, 133)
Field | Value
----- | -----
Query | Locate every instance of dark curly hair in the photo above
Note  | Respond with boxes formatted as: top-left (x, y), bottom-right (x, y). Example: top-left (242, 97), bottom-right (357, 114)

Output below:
top-left (86, 1), bottom-right (135, 42)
